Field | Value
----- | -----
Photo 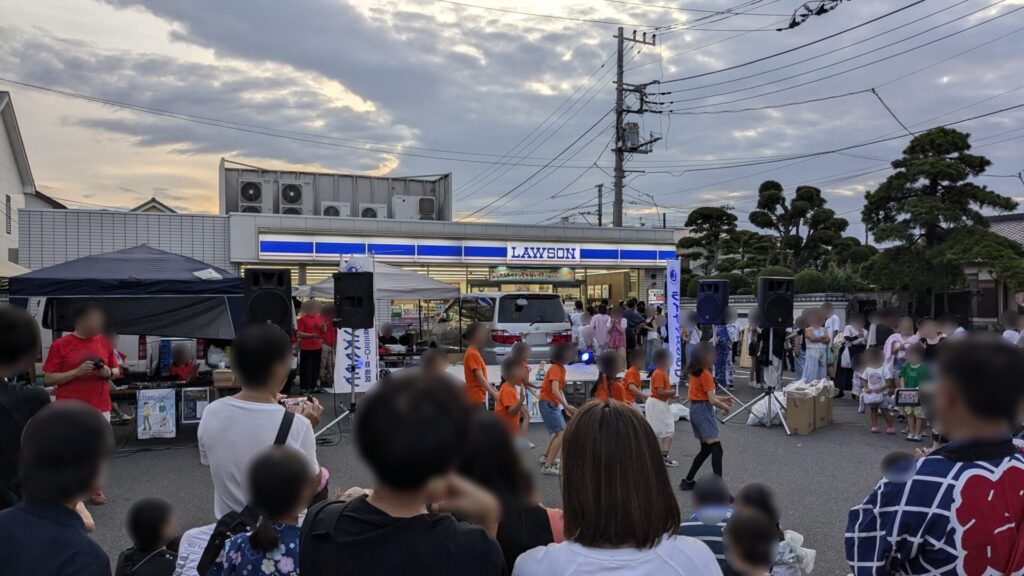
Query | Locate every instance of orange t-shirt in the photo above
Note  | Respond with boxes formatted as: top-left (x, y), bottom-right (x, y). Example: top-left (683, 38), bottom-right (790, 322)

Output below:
top-left (622, 367), bottom-right (641, 403)
top-left (651, 369), bottom-right (673, 401)
top-left (495, 383), bottom-right (521, 435)
top-left (540, 363), bottom-right (566, 404)
top-left (464, 347), bottom-right (488, 405)
top-left (688, 370), bottom-right (716, 402)
top-left (593, 376), bottom-right (612, 401)
top-left (611, 379), bottom-right (627, 402)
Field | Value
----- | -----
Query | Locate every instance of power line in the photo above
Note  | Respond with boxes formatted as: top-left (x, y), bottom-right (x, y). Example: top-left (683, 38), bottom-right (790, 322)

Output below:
top-left (657, 9), bottom-right (1024, 112)
top-left (662, 88), bottom-right (871, 115)
top-left (655, 0), bottom-right (978, 95)
top-left (604, 0), bottom-right (788, 16)
top-left (654, 0), bottom-right (928, 84)
top-left (870, 88), bottom-right (914, 137)
top-left (457, 109), bottom-right (615, 221)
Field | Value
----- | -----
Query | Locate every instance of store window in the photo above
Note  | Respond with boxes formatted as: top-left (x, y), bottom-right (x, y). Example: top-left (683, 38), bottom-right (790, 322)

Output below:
top-left (496, 294), bottom-right (567, 323)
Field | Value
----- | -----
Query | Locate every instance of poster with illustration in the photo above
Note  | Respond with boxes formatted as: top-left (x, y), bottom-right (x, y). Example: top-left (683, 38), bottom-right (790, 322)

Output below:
top-left (137, 388), bottom-right (177, 439)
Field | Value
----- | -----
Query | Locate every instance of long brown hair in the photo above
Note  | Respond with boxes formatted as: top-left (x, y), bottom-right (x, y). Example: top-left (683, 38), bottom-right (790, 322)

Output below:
top-left (561, 401), bottom-right (681, 548)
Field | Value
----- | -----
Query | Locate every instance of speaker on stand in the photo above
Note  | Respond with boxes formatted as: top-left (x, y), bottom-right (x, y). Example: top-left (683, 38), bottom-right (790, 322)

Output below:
top-left (316, 271), bottom-right (375, 441)
top-left (695, 279), bottom-right (740, 406)
top-left (723, 277), bottom-right (795, 434)
top-left (243, 269), bottom-right (294, 332)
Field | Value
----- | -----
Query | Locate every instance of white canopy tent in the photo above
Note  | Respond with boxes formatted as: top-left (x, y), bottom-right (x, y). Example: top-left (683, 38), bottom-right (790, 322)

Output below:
top-left (294, 260), bottom-right (459, 301)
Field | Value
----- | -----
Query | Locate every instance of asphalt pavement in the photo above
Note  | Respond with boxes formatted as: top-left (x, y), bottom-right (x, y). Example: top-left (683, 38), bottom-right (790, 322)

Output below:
top-left (88, 371), bottom-right (902, 575)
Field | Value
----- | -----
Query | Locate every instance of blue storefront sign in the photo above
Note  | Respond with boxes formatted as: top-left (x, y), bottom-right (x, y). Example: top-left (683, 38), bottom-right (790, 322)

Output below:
top-left (258, 234), bottom-right (676, 266)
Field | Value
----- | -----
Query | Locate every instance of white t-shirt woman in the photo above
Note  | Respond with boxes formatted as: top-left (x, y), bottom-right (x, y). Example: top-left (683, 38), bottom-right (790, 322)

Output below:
top-left (513, 535), bottom-right (722, 576)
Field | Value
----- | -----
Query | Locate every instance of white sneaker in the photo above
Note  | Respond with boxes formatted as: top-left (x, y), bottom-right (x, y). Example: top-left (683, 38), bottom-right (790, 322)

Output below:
top-left (528, 441), bottom-right (536, 449)
top-left (664, 457), bottom-right (679, 467)
top-left (541, 465), bottom-right (561, 476)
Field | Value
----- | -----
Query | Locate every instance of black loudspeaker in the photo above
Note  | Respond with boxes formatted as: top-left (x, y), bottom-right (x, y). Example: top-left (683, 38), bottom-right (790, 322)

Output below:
top-left (244, 269), bottom-right (293, 332)
top-left (696, 279), bottom-right (729, 325)
top-left (757, 277), bottom-right (794, 328)
top-left (333, 272), bottom-right (374, 329)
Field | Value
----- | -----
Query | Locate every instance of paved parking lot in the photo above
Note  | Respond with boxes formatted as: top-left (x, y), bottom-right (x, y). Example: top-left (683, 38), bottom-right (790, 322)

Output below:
top-left (90, 371), bottom-right (894, 575)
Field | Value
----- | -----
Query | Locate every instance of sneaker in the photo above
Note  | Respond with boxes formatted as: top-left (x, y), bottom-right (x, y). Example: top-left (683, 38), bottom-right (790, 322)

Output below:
top-left (89, 489), bottom-right (107, 506)
top-left (664, 457), bottom-right (679, 467)
top-left (528, 441), bottom-right (536, 449)
top-left (541, 465), bottom-right (561, 476)
top-left (911, 434), bottom-right (923, 442)
top-left (678, 478), bottom-right (696, 491)
top-left (870, 426), bottom-right (879, 434)
top-left (906, 433), bottom-right (915, 441)
top-left (885, 427), bottom-right (896, 435)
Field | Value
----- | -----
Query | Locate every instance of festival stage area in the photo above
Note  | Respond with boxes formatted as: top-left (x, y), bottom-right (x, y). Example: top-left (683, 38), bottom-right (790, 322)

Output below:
top-left (90, 370), bottom-right (891, 575)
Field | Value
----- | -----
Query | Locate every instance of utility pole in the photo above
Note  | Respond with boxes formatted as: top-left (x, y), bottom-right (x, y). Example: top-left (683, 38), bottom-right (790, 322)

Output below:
top-left (613, 27), bottom-right (659, 228)
top-left (596, 183), bottom-right (603, 227)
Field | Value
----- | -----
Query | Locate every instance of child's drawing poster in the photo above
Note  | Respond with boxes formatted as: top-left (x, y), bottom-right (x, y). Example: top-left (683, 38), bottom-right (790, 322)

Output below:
top-left (137, 389), bottom-right (177, 439)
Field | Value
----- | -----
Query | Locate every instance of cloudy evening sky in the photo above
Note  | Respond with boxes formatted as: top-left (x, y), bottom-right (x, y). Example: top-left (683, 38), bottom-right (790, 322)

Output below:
top-left (2, 0), bottom-right (1023, 238)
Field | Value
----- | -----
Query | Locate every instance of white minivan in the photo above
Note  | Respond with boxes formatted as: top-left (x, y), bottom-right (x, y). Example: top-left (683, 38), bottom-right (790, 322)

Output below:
top-left (430, 293), bottom-right (572, 364)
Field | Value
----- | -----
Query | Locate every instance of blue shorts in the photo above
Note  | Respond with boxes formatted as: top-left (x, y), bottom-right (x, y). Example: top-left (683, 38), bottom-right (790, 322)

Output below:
top-left (539, 400), bottom-right (566, 435)
top-left (689, 401), bottom-right (720, 441)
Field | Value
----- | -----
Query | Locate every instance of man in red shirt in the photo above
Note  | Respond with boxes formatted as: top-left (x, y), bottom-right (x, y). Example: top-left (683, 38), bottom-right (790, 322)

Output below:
top-left (295, 300), bottom-right (325, 393)
top-left (319, 303), bottom-right (337, 390)
top-left (43, 302), bottom-right (120, 504)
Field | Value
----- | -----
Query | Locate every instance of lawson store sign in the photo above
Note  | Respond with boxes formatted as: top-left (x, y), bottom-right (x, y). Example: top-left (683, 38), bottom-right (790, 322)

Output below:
top-left (258, 234), bottom-right (676, 266)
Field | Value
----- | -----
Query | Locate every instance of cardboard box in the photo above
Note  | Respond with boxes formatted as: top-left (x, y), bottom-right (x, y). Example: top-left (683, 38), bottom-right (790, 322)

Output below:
top-left (786, 395), bottom-right (816, 435)
top-left (814, 389), bottom-right (832, 429)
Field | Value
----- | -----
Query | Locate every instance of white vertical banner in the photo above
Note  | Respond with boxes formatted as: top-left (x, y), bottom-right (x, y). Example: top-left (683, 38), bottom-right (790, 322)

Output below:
top-left (332, 256), bottom-right (380, 393)
top-left (666, 259), bottom-right (683, 385)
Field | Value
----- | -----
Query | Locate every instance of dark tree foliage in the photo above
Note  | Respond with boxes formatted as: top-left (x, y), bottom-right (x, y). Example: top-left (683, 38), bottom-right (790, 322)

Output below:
top-left (749, 181), bottom-right (849, 270)
top-left (676, 206), bottom-right (738, 275)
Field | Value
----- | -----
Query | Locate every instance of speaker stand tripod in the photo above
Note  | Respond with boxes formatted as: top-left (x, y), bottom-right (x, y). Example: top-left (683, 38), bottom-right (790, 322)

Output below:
top-left (721, 329), bottom-right (791, 435)
top-left (315, 326), bottom-right (359, 438)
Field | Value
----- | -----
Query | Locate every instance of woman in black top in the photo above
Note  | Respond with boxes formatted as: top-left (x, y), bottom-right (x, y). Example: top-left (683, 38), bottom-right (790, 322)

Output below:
top-left (457, 411), bottom-right (562, 568)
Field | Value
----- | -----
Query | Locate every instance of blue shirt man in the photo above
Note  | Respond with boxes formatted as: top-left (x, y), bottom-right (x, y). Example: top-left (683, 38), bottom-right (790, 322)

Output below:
top-left (0, 499), bottom-right (110, 576)
top-left (678, 475), bottom-right (738, 575)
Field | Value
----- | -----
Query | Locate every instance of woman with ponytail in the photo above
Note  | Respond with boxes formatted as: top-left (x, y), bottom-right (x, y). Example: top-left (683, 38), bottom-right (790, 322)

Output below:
top-left (590, 351), bottom-right (624, 402)
top-left (222, 446), bottom-right (316, 576)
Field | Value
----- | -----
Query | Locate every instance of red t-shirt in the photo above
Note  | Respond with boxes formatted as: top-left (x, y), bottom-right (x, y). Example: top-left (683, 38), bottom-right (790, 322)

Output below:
top-left (320, 313), bottom-right (337, 347)
top-left (44, 333), bottom-right (119, 412)
top-left (169, 362), bottom-right (195, 381)
top-left (296, 315), bottom-right (324, 351)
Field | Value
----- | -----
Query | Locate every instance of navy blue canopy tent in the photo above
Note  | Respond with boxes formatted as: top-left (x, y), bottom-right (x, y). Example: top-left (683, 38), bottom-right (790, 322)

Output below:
top-left (10, 245), bottom-right (244, 339)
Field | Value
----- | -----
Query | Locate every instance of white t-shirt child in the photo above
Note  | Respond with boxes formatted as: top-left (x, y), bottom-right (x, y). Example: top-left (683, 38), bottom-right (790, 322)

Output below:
top-left (859, 365), bottom-right (892, 406)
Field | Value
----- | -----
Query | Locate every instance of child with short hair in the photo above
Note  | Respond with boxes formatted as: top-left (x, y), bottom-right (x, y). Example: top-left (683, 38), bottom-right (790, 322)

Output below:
top-left (495, 356), bottom-right (527, 439)
top-left (622, 348), bottom-right (646, 405)
top-left (510, 342), bottom-right (537, 445)
top-left (879, 451), bottom-right (916, 481)
top-left (859, 347), bottom-right (895, 434)
top-left (115, 497), bottom-right (177, 576)
top-left (734, 482), bottom-right (815, 576)
top-left (898, 343), bottom-right (931, 442)
top-left (539, 343), bottom-right (577, 476)
top-left (419, 348), bottom-right (451, 378)
top-left (724, 510), bottom-right (778, 576)
top-left (645, 348), bottom-right (680, 467)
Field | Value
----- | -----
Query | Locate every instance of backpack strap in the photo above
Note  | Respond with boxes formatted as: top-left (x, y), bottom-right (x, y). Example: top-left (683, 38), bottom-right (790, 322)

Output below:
top-left (274, 410), bottom-right (295, 446)
top-left (299, 498), bottom-right (354, 575)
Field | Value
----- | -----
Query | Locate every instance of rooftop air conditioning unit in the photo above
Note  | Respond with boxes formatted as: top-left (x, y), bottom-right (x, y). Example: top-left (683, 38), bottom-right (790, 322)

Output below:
top-left (320, 201), bottom-right (350, 217)
top-left (278, 179), bottom-right (314, 215)
top-left (392, 195), bottom-right (437, 221)
top-left (359, 203), bottom-right (388, 219)
top-left (238, 178), bottom-right (274, 213)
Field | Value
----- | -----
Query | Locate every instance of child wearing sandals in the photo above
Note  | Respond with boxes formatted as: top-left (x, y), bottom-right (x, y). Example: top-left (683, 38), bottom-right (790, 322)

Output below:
top-left (858, 348), bottom-right (895, 434)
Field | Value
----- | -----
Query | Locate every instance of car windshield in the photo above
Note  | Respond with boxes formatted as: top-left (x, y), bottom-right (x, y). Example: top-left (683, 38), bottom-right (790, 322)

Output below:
top-left (497, 296), bottom-right (567, 324)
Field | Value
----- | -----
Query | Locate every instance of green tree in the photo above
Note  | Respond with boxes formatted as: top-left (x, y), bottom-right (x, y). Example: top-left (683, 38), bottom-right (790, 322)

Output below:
top-left (718, 230), bottom-right (776, 274)
top-left (794, 270), bottom-right (828, 294)
top-left (749, 181), bottom-right (849, 270)
top-left (861, 128), bottom-right (1019, 311)
top-left (863, 127), bottom-right (1017, 247)
top-left (676, 206), bottom-right (738, 275)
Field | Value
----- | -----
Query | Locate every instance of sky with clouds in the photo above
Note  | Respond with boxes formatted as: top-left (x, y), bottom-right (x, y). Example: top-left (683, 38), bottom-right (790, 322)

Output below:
top-left (2, 0), bottom-right (1023, 239)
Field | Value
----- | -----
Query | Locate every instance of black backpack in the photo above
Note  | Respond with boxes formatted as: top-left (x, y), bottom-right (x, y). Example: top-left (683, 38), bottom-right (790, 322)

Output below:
top-left (298, 498), bottom-right (353, 576)
top-left (196, 410), bottom-right (295, 575)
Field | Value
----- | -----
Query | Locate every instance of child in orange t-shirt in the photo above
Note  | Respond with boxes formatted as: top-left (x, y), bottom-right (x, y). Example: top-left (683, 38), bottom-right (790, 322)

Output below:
top-left (621, 348), bottom-right (646, 405)
top-left (539, 343), bottom-right (576, 476)
top-left (510, 342), bottom-right (538, 449)
top-left (463, 323), bottom-right (497, 407)
top-left (591, 351), bottom-right (624, 402)
top-left (679, 342), bottom-right (734, 491)
top-left (496, 356), bottom-right (528, 437)
top-left (644, 348), bottom-right (679, 467)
